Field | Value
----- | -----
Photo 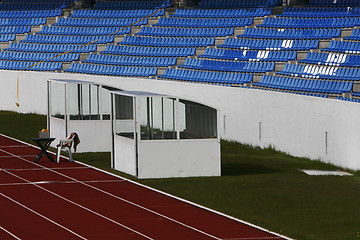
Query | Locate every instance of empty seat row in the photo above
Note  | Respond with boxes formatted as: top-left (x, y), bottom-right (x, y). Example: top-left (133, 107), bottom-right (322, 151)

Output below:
top-left (307, 0), bottom-right (360, 6)
top-left (299, 52), bottom-right (360, 67)
top-left (0, 60), bottom-right (62, 71)
top-left (337, 96), bottom-right (360, 103)
top-left (278, 63), bottom-right (360, 81)
top-left (253, 75), bottom-right (352, 93)
top-left (0, 2), bottom-right (68, 10)
top-left (0, 9), bottom-right (61, 18)
top-left (94, 1), bottom-right (170, 9)
top-left (135, 27), bottom-right (234, 37)
top-left (158, 68), bottom-right (253, 84)
top-left (22, 34), bottom-right (114, 44)
top-left (0, 18), bottom-right (47, 26)
top-left (54, 17), bottom-right (148, 27)
top-left (238, 28), bottom-right (341, 39)
top-left (343, 29), bottom-right (360, 41)
top-left (352, 92), bottom-right (360, 97)
top-left (200, 48), bottom-right (297, 62)
top-left (0, 51), bottom-right (79, 62)
top-left (64, 63), bottom-right (158, 77)
top-left (0, 34), bottom-right (16, 42)
top-left (120, 36), bottom-right (215, 47)
top-left (321, 40), bottom-right (360, 54)
top-left (280, 7), bottom-right (360, 17)
top-left (101, 45), bottom-right (196, 57)
top-left (180, 58), bottom-right (275, 73)
top-left (0, 26), bottom-right (30, 34)
top-left (171, 8), bottom-right (271, 18)
top-left (259, 17), bottom-right (360, 28)
top-left (219, 38), bottom-right (319, 51)
top-left (39, 26), bottom-right (131, 36)
top-left (154, 17), bottom-right (253, 28)
top-left (70, 9), bottom-right (166, 18)
top-left (6, 43), bottom-right (97, 53)
top-left (199, 0), bottom-right (281, 8)
top-left (83, 54), bottom-right (177, 67)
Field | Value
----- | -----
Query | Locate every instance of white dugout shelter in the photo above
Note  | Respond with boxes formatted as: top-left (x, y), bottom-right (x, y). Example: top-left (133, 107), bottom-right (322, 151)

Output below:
top-left (47, 79), bottom-right (118, 152)
top-left (111, 91), bottom-right (221, 179)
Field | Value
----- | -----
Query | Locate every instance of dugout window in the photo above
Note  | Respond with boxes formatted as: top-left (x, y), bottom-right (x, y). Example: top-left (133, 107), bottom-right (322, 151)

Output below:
top-left (68, 83), bottom-right (100, 120)
top-left (139, 96), bottom-right (176, 140)
top-left (49, 81), bottom-right (66, 119)
top-left (101, 86), bottom-right (115, 120)
top-left (113, 94), bottom-right (135, 139)
top-left (178, 100), bottom-right (217, 139)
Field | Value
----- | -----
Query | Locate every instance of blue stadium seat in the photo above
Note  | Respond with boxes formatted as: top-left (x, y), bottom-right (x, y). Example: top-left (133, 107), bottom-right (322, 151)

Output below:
top-left (153, 17), bottom-right (253, 28)
top-left (179, 58), bottom-right (275, 73)
top-left (238, 28), bottom-right (340, 39)
top-left (299, 52), bottom-right (360, 67)
top-left (158, 68), bottom-right (253, 85)
top-left (253, 75), bottom-right (352, 94)
top-left (135, 27), bottom-right (234, 37)
top-left (199, 48), bottom-right (296, 62)
top-left (219, 38), bottom-right (319, 51)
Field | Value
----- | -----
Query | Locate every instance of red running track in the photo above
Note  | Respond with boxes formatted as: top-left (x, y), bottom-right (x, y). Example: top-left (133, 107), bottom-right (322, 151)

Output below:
top-left (0, 134), bottom-right (291, 240)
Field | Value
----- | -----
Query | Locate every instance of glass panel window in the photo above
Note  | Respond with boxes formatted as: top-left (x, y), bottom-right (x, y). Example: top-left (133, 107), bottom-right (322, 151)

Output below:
top-left (100, 87), bottom-right (112, 120)
top-left (162, 97), bottom-right (176, 139)
top-left (68, 83), bottom-right (79, 120)
top-left (179, 100), bottom-right (217, 139)
top-left (90, 85), bottom-right (100, 120)
top-left (114, 94), bottom-right (135, 139)
top-left (140, 96), bottom-right (176, 140)
top-left (50, 81), bottom-right (65, 119)
top-left (69, 84), bottom-right (100, 120)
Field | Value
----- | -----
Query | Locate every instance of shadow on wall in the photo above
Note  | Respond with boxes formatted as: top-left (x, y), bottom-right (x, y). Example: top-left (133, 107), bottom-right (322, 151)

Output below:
top-left (222, 163), bottom-right (281, 176)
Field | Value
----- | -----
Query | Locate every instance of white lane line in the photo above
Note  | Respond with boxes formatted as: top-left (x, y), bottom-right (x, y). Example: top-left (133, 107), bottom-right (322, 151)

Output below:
top-left (0, 192), bottom-right (86, 240)
top-left (0, 145), bottom-right (30, 148)
top-left (0, 147), bottom-right (223, 240)
top-left (0, 179), bottom-right (126, 186)
top-left (0, 225), bottom-right (21, 240)
top-left (1, 167), bottom-right (154, 240)
top-left (0, 166), bottom-right (90, 171)
top-left (0, 155), bottom-right (37, 158)
top-left (0, 134), bottom-right (292, 240)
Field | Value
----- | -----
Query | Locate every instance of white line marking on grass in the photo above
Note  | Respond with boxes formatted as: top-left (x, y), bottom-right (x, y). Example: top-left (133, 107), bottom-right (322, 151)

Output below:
top-left (1, 168), bottom-right (154, 240)
top-left (0, 192), bottom-right (87, 240)
top-left (0, 133), bottom-right (293, 240)
top-left (0, 225), bottom-right (21, 240)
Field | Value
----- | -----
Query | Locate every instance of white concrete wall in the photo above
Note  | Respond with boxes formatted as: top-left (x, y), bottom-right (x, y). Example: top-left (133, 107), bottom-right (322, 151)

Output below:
top-left (1, 70), bottom-right (360, 170)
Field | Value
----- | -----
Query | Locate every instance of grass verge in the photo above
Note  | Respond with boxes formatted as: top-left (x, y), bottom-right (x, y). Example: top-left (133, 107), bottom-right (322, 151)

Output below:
top-left (1, 111), bottom-right (360, 240)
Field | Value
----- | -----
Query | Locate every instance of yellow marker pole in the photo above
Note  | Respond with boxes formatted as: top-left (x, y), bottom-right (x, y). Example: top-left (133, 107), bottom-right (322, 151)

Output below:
top-left (15, 0), bottom-right (179, 107)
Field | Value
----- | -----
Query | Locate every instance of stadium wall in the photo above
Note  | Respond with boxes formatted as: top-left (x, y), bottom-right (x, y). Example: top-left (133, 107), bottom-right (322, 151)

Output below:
top-left (1, 70), bottom-right (359, 170)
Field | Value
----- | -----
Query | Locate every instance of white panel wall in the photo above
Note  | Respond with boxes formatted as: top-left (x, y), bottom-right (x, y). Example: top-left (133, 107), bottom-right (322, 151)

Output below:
top-left (114, 134), bottom-right (136, 176)
top-left (67, 120), bottom-right (112, 152)
top-left (1, 70), bottom-right (360, 170)
top-left (138, 139), bottom-right (221, 179)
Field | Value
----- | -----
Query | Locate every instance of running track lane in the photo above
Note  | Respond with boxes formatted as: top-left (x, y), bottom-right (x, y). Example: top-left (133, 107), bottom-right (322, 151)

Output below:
top-left (0, 134), bottom-right (291, 240)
